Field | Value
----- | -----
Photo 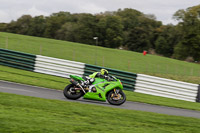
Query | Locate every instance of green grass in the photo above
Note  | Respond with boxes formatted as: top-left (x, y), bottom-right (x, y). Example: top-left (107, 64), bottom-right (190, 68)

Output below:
top-left (0, 32), bottom-right (199, 84)
top-left (1, 65), bottom-right (200, 111)
top-left (0, 92), bottom-right (200, 133)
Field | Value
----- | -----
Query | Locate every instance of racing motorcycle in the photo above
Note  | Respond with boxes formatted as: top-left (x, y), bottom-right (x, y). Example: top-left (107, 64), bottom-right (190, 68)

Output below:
top-left (63, 75), bottom-right (126, 105)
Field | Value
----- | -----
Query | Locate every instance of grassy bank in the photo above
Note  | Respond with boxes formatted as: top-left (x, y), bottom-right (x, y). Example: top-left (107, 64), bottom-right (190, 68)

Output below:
top-left (1, 65), bottom-right (200, 111)
top-left (0, 92), bottom-right (200, 133)
top-left (0, 32), bottom-right (199, 84)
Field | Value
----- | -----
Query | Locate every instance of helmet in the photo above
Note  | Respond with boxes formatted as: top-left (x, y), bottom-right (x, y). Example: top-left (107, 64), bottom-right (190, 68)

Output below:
top-left (100, 69), bottom-right (108, 75)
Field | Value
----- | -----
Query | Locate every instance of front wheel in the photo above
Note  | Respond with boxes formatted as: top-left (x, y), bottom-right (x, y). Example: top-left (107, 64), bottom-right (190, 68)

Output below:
top-left (107, 90), bottom-right (126, 105)
top-left (63, 84), bottom-right (83, 100)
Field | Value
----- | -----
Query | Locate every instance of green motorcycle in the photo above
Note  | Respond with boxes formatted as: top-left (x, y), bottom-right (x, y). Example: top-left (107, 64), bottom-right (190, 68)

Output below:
top-left (63, 75), bottom-right (126, 105)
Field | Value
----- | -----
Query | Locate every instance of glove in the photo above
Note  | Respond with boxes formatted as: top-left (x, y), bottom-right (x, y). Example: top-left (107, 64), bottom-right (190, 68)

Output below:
top-left (89, 78), bottom-right (95, 83)
top-left (104, 75), bottom-right (110, 81)
top-left (84, 80), bottom-right (90, 85)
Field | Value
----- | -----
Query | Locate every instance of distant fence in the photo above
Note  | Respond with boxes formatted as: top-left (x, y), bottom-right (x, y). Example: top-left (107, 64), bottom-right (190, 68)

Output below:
top-left (0, 48), bottom-right (36, 71)
top-left (34, 55), bottom-right (85, 78)
top-left (135, 74), bottom-right (199, 102)
top-left (0, 48), bottom-right (200, 103)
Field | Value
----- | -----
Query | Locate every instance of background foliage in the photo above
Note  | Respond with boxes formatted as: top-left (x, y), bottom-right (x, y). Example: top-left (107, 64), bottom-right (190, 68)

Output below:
top-left (0, 5), bottom-right (200, 62)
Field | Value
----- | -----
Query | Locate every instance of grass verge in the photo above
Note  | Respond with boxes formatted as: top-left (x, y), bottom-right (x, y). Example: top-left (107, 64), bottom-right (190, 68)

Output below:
top-left (0, 92), bottom-right (200, 133)
top-left (1, 65), bottom-right (200, 111)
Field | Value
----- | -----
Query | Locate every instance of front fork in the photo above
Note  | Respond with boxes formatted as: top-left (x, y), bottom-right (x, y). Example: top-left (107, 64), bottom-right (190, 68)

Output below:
top-left (111, 89), bottom-right (121, 100)
top-left (114, 88), bottom-right (120, 94)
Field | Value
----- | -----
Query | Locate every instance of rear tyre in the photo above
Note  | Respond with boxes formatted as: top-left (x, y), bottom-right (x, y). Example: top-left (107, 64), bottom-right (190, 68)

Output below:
top-left (107, 90), bottom-right (126, 105)
top-left (63, 84), bottom-right (83, 100)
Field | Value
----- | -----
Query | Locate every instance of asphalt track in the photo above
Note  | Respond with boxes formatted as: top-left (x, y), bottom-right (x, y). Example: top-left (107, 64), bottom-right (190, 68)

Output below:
top-left (0, 80), bottom-right (200, 119)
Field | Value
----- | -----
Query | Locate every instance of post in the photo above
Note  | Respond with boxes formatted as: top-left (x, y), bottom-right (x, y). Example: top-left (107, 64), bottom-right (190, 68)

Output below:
top-left (93, 37), bottom-right (98, 65)
top-left (102, 56), bottom-right (104, 67)
top-left (5, 36), bottom-right (8, 49)
top-left (146, 62), bottom-right (148, 72)
top-left (128, 60), bottom-right (131, 71)
top-left (73, 48), bottom-right (76, 61)
top-left (166, 64), bottom-right (168, 74)
top-left (40, 44), bottom-right (42, 55)
top-left (190, 67), bottom-right (193, 76)
top-left (196, 85), bottom-right (200, 102)
top-left (176, 66), bottom-right (178, 75)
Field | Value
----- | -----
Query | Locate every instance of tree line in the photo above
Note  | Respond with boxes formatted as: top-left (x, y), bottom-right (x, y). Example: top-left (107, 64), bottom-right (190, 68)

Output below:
top-left (0, 5), bottom-right (200, 62)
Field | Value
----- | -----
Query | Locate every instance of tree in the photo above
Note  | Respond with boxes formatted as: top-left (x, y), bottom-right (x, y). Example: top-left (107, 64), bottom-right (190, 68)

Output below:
top-left (126, 27), bottom-right (151, 52)
top-left (116, 8), bottom-right (142, 30)
top-left (0, 23), bottom-right (7, 31)
top-left (5, 21), bottom-right (18, 33)
top-left (155, 36), bottom-right (170, 56)
top-left (74, 13), bottom-right (97, 45)
top-left (15, 15), bottom-right (32, 34)
top-left (174, 34), bottom-right (200, 61)
top-left (104, 15), bottom-right (123, 48)
top-left (96, 14), bottom-right (123, 48)
top-left (44, 12), bottom-right (71, 38)
top-left (153, 25), bottom-right (181, 57)
top-left (28, 15), bottom-right (46, 37)
top-left (56, 22), bottom-right (78, 41)
top-left (173, 5), bottom-right (200, 61)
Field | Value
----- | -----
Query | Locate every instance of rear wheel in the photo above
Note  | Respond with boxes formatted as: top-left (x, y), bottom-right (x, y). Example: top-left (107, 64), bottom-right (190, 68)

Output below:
top-left (107, 90), bottom-right (126, 105)
top-left (63, 84), bottom-right (83, 100)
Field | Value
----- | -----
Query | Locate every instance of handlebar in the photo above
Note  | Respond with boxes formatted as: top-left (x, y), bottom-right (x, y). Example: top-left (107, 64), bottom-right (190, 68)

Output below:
top-left (105, 75), bottom-right (117, 81)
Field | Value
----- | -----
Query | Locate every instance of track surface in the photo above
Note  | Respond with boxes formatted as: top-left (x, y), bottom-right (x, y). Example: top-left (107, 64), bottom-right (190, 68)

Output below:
top-left (0, 80), bottom-right (200, 119)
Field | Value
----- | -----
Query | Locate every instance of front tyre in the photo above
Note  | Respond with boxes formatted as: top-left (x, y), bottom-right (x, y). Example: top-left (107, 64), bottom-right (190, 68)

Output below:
top-left (107, 90), bottom-right (126, 105)
top-left (63, 84), bottom-right (83, 100)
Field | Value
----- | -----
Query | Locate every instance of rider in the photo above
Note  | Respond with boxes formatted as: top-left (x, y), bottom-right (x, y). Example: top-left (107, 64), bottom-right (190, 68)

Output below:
top-left (81, 69), bottom-right (109, 87)
top-left (89, 69), bottom-right (109, 79)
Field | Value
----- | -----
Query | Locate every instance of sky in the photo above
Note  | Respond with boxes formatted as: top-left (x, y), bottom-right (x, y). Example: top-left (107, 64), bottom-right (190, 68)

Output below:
top-left (0, 0), bottom-right (200, 25)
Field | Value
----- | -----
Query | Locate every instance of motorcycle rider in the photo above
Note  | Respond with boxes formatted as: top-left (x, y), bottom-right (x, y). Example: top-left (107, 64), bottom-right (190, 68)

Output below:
top-left (81, 69), bottom-right (109, 88)
top-left (89, 69), bottom-right (109, 79)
